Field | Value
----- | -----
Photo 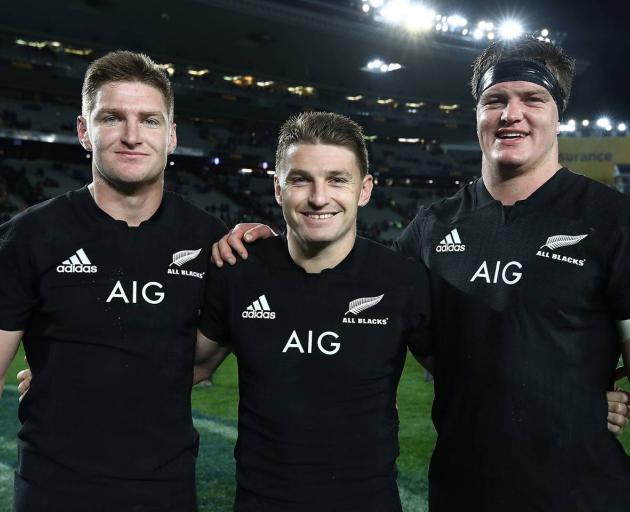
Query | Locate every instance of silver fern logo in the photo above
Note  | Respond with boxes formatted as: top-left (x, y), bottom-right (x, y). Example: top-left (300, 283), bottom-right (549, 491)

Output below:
top-left (536, 234), bottom-right (588, 267)
top-left (345, 294), bottom-right (384, 315)
top-left (540, 234), bottom-right (588, 250)
top-left (170, 249), bottom-right (202, 267)
top-left (343, 294), bottom-right (388, 325)
top-left (167, 248), bottom-right (205, 279)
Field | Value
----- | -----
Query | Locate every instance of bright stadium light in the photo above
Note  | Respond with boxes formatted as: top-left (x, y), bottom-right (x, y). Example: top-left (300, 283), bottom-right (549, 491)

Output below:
top-left (473, 28), bottom-right (483, 39)
top-left (380, 0), bottom-right (410, 24)
top-left (541, 28), bottom-right (549, 37)
top-left (370, 0), bottom-right (385, 7)
top-left (362, 3), bottom-right (370, 13)
top-left (582, 119), bottom-right (590, 127)
top-left (618, 123), bottom-right (627, 132)
top-left (367, 58), bottom-right (384, 70)
top-left (487, 32), bottom-right (495, 40)
top-left (447, 15), bottom-right (467, 27)
top-left (596, 117), bottom-right (611, 128)
top-left (499, 20), bottom-right (524, 39)
top-left (462, 28), bottom-right (469, 35)
top-left (404, 5), bottom-right (435, 32)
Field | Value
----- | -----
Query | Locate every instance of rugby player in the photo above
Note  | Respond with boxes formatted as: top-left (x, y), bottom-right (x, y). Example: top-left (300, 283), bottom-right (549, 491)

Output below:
top-left (194, 111), bottom-right (433, 511)
top-left (0, 51), bottom-right (227, 511)
top-left (212, 37), bottom-right (630, 510)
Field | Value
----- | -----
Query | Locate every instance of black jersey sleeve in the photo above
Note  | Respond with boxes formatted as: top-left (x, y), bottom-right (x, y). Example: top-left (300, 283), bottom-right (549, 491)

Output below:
top-left (606, 224), bottom-right (630, 320)
top-left (0, 216), bottom-right (38, 331)
top-left (393, 208), bottom-right (427, 261)
top-left (404, 260), bottom-right (433, 357)
top-left (198, 264), bottom-right (231, 346)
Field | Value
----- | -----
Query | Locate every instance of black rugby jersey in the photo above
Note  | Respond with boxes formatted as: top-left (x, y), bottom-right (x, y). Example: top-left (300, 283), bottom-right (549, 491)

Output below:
top-left (396, 168), bottom-right (630, 511)
top-left (0, 186), bottom-right (226, 511)
top-left (199, 235), bottom-right (431, 511)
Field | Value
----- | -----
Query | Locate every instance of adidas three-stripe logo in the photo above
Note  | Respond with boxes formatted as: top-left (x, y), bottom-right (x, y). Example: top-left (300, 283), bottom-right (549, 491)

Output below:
top-left (435, 228), bottom-right (466, 253)
top-left (242, 294), bottom-right (276, 319)
top-left (56, 248), bottom-right (98, 273)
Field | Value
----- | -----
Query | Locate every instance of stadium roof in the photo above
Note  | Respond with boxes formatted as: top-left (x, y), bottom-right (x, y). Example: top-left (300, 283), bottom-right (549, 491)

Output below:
top-left (0, 0), bottom-right (568, 106)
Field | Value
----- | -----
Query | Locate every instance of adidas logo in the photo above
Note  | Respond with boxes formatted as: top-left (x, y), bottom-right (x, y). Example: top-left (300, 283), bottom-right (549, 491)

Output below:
top-left (241, 294), bottom-right (276, 319)
top-left (436, 228), bottom-right (466, 252)
top-left (56, 248), bottom-right (98, 273)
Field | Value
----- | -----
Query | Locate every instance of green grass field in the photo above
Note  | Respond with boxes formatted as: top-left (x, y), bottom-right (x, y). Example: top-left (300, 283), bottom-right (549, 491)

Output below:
top-left (1, 345), bottom-right (629, 512)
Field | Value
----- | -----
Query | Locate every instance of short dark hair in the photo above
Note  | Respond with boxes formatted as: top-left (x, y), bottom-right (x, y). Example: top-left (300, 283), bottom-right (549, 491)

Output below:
top-left (275, 111), bottom-right (369, 177)
top-left (471, 36), bottom-right (576, 111)
top-left (82, 50), bottom-right (174, 122)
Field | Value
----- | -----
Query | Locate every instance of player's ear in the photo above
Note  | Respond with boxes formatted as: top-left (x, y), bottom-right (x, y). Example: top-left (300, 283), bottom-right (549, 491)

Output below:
top-left (358, 174), bottom-right (373, 207)
top-left (274, 174), bottom-right (282, 206)
top-left (77, 115), bottom-right (92, 151)
top-left (167, 122), bottom-right (177, 155)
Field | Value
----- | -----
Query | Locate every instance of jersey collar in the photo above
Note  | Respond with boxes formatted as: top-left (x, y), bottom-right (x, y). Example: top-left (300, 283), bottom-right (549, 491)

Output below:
top-left (474, 167), bottom-right (572, 211)
top-left (74, 185), bottom-right (171, 228)
top-left (278, 233), bottom-right (368, 276)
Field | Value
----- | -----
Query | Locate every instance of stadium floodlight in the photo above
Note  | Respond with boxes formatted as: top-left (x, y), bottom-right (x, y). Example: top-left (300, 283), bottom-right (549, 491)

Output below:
top-left (582, 120), bottom-right (590, 127)
top-left (473, 28), bottom-right (483, 39)
top-left (262, 161), bottom-right (269, 170)
top-left (363, 59), bottom-right (403, 73)
top-left (367, 59), bottom-right (384, 70)
top-left (404, 5), bottom-right (435, 32)
top-left (559, 123), bottom-right (575, 133)
top-left (379, 0), bottom-right (410, 24)
top-left (499, 20), bottom-right (524, 40)
top-left (239, 168), bottom-right (253, 174)
top-left (568, 119), bottom-right (576, 126)
top-left (596, 117), bottom-right (611, 128)
top-left (487, 32), bottom-right (495, 40)
top-left (541, 28), bottom-right (549, 37)
top-left (369, 0), bottom-right (385, 7)
top-left (618, 123), bottom-right (627, 132)
top-left (266, 170), bottom-right (275, 176)
top-left (462, 28), bottom-right (469, 35)
top-left (447, 15), bottom-right (467, 27)
top-left (362, 3), bottom-right (370, 13)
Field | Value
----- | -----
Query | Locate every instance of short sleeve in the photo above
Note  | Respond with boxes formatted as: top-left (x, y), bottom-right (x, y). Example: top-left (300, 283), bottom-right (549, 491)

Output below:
top-left (606, 224), bottom-right (630, 321)
top-left (404, 260), bottom-right (433, 357)
top-left (0, 216), bottom-right (38, 331)
top-left (393, 209), bottom-right (427, 261)
top-left (198, 263), bottom-right (232, 346)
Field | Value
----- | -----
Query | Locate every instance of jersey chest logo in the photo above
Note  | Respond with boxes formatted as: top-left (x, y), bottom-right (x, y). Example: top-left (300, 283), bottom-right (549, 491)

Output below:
top-left (342, 293), bottom-right (388, 326)
top-left (56, 248), bottom-right (98, 274)
top-left (536, 233), bottom-right (588, 267)
top-left (166, 248), bottom-right (205, 279)
top-left (241, 294), bottom-right (276, 319)
top-left (435, 228), bottom-right (466, 253)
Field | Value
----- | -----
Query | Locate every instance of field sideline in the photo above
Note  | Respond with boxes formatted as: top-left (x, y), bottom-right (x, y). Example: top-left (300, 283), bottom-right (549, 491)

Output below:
top-left (1, 346), bottom-right (628, 512)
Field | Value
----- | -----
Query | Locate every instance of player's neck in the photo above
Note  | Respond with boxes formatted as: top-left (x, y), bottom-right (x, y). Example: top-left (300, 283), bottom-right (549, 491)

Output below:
top-left (89, 175), bottom-right (164, 227)
top-left (287, 228), bottom-right (356, 274)
top-left (481, 159), bottom-right (561, 206)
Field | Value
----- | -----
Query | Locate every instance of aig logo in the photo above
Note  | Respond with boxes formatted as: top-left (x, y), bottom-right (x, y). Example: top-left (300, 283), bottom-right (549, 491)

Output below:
top-left (282, 330), bottom-right (341, 355)
top-left (106, 280), bottom-right (165, 304)
top-left (470, 260), bottom-right (523, 285)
